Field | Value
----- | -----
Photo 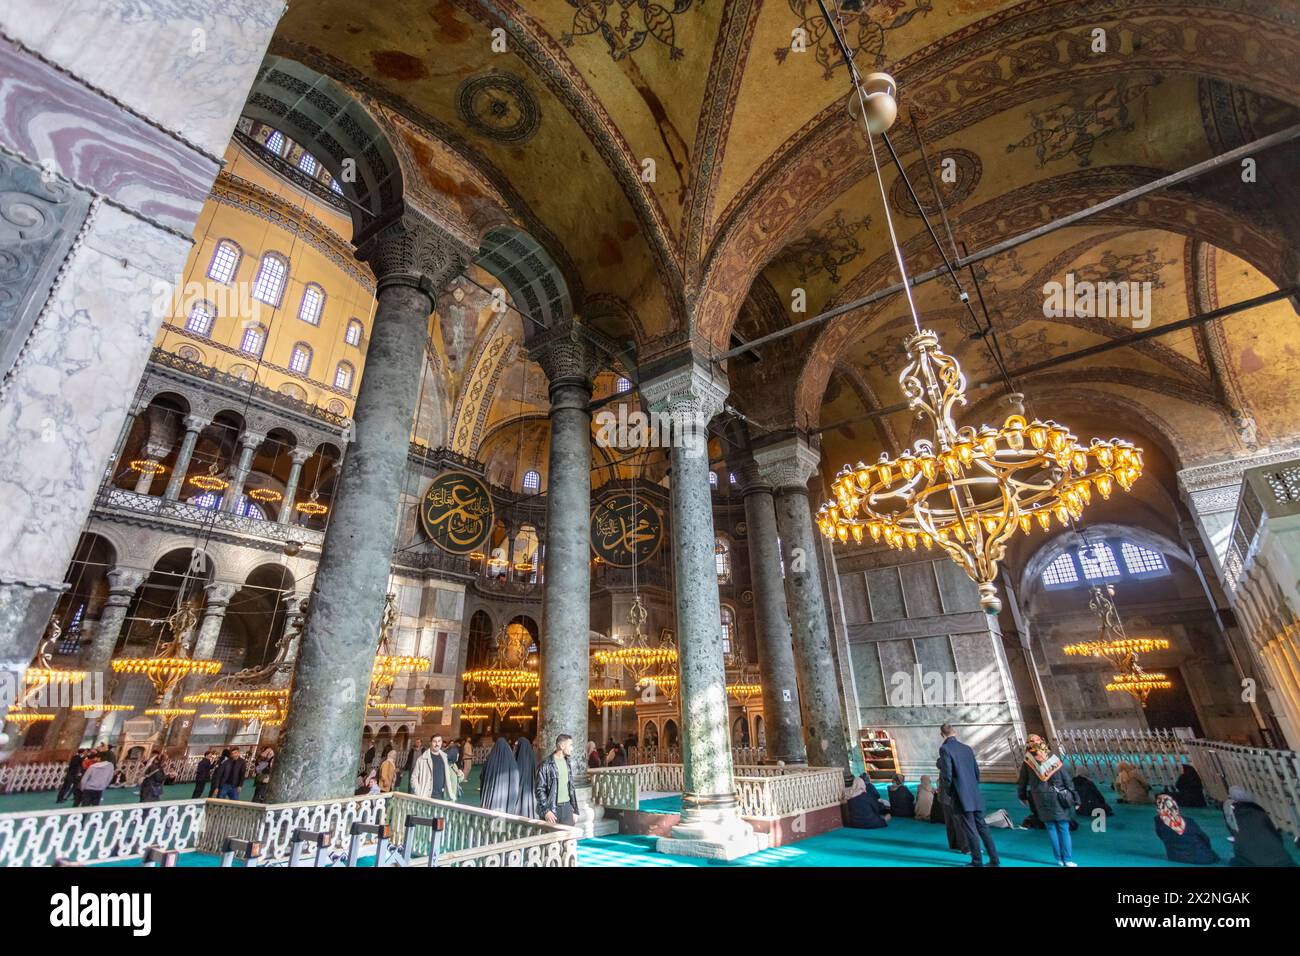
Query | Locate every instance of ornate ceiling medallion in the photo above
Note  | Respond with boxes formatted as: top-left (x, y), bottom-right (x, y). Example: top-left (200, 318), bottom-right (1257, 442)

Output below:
top-left (456, 72), bottom-right (541, 144)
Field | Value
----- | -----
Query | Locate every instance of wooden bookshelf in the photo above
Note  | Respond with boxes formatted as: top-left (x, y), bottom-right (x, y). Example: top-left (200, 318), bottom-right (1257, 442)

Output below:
top-left (859, 729), bottom-right (900, 782)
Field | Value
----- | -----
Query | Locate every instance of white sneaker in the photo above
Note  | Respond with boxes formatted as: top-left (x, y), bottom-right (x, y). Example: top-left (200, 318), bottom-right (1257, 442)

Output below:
top-left (1064, 862), bottom-right (1078, 867)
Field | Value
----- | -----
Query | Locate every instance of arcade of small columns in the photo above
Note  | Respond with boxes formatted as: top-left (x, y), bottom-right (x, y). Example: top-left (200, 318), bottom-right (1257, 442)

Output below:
top-left (174, 205), bottom-right (866, 852)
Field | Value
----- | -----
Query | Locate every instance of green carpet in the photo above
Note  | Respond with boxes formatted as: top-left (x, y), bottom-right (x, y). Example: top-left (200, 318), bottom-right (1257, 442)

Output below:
top-left (589, 782), bottom-right (1300, 868)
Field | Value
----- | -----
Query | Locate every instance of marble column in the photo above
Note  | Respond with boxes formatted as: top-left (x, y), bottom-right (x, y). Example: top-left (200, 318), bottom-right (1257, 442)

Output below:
top-left (642, 357), bottom-right (759, 860)
top-left (756, 437), bottom-right (851, 775)
top-left (0, 4), bottom-right (284, 708)
top-left (531, 330), bottom-right (601, 794)
top-left (221, 431), bottom-right (264, 512)
top-left (107, 399), bottom-right (148, 481)
top-left (269, 213), bottom-right (469, 803)
top-left (50, 567), bottom-right (146, 752)
top-left (736, 462), bottom-right (806, 765)
top-left (168, 581), bottom-right (238, 752)
top-left (278, 448), bottom-right (312, 524)
top-left (163, 415), bottom-right (207, 501)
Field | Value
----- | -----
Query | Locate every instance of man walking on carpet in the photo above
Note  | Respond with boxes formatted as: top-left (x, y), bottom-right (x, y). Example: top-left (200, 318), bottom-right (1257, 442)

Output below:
top-left (536, 733), bottom-right (579, 826)
top-left (938, 722), bottom-right (1000, 867)
top-left (411, 734), bottom-right (461, 801)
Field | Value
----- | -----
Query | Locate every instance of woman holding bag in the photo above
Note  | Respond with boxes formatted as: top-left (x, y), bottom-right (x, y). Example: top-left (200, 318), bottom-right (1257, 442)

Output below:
top-left (1017, 734), bottom-right (1080, 867)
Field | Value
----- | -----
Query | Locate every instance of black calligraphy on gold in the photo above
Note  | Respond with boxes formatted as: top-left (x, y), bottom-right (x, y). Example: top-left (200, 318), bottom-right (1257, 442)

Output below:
top-left (421, 472), bottom-right (495, 554)
top-left (590, 493), bottom-right (663, 567)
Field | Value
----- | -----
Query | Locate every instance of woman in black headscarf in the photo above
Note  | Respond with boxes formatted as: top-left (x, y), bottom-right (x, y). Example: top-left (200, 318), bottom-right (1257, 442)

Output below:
top-left (1227, 788), bottom-right (1296, 867)
top-left (478, 737), bottom-right (521, 814)
top-left (515, 736), bottom-right (537, 818)
top-left (1072, 767), bottom-right (1113, 818)
top-left (1167, 764), bottom-right (1206, 808)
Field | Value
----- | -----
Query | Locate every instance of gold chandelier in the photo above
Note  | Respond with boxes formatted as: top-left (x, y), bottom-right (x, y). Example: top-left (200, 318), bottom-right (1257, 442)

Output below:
top-left (1072, 582), bottom-right (1171, 708)
top-left (23, 621), bottom-right (87, 701)
top-left (462, 620), bottom-right (538, 703)
top-left (5, 708), bottom-right (54, 725)
top-left (112, 604), bottom-right (222, 701)
top-left (368, 592), bottom-right (429, 707)
top-left (593, 595), bottom-right (676, 681)
top-left (189, 461), bottom-right (229, 492)
top-left (1106, 670), bottom-right (1172, 706)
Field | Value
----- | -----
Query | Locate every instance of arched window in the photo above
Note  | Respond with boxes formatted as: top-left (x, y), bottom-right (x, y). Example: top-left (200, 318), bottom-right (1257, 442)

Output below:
top-left (345, 318), bottom-right (364, 346)
top-left (185, 299), bottom-right (216, 336)
top-left (194, 491), bottom-right (220, 510)
top-left (330, 179), bottom-right (344, 195)
top-left (334, 361), bottom-right (354, 391)
top-left (1078, 542), bottom-right (1120, 581)
top-left (708, 471), bottom-right (718, 489)
top-left (715, 538), bottom-right (732, 584)
top-left (264, 129), bottom-right (286, 156)
top-left (239, 323), bottom-right (266, 356)
top-left (720, 605), bottom-right (735, 657)
top-left (289, 343), bottom-right (312, 375)
top-left (522, 470), bottom-right (541, 492)
top-left (233, 495), bottom-right (264, 520)
top-left (298, 283), bottom-right (324, 325)
top-left (298, 151), bottom-right (319, 176)
top-left (1121, 542), bottom-right (1167, 576)
top-left (207, 240), bottom-right (241, 283)
top-left (1041, 551), bottom-right (1079, 588)
top-left (728, 472), bottom-right (737, 486)
top-left (251, 254), bottom-right (288, 306)
top-left (615, 376), bottom-right (631, 394)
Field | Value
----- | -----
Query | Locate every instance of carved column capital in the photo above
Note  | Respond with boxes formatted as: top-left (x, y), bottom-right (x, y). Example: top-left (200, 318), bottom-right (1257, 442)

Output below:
top-left (733, 460), bottom-right (771, 496)
top-left (640, 356), bottom-right (729, 426)
top-left (528, 324), bottom-right (611, 393)
top-left (105, 568), bottom-right (147, 602)
top-left (289, 447), bottom-right (313, 466)
top-left (238, 431), bottom-right (266, 450)
top-left (354, 209), bottom-right (472, 296)
top-left (753, 435), bottom-right (820, 491)
top-left (203, 582), bottom-right (239, 609)
top-left (182, 415), bottom-right (209, 433)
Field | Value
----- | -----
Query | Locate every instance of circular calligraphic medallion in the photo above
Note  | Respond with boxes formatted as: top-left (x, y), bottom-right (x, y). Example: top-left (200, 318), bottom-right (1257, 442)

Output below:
top-left (590, 493), bottom-right (664, 567)
top-left (420, 472), bottom-right (495, 554)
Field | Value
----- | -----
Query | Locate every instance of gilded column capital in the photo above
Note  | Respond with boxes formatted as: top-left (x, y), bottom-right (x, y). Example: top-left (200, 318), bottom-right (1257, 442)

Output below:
top-left (354, 208), bottom-right (472, 296)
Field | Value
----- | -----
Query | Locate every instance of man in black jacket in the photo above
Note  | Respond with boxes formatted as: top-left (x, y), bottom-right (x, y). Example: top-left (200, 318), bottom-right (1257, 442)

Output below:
top-left (213, 746), bottom-right (247, 800)
top-left (937, 723), bottom-right (1000, 867)
top-left (57, 750), bottom-right (85, 803)
top-left (535, 733), bottom-right (580, 825)
top-left (193, 749), bottom-right (216, 799)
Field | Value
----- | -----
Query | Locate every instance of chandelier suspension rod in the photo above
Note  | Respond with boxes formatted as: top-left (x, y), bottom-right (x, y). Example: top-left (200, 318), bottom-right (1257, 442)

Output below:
top-left (713, 122), bottom-right (1300, 363)
top-left (812, 286), bottom-right (1298, 433)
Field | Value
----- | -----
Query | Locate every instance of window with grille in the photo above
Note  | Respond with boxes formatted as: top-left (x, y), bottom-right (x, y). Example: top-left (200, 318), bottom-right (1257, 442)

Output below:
top-left (239, 324), bottom-right (265, 356)
top-left (207, 240), bottom-right (240, 283)
top-left (715, 538), bottom-right (732, 584)
top-left (57, 605), bottom-right (85, 654)
top-left (615, 377), bottom-right (631, 393)
top-left (1078, 542), bottom-right (1120, 580)
top-left (345, 319), bottom-right (364, 346)
top-left (289, 343), bottom-right (312, 374)
top-left (720, 605), bottom-right (735, 657)
top-left (298, 151), bottom-right (319, 176)
top-left (334, 362), bottom-right (354, 391)
top-left (251, 254), bottom-right (287, 306)
top-left (1121, 542), bottom-right (1167, 576)
top-left (522, 470), bottom-right (541, 492)
top-left (1042, 552), bottom-right (1079, 588)
top-left (185, 300), bottom-right (216, 336)
top-left (298, 284), bottom-right (324, 325)
top-left (330, 179), bottom-right (343, 195)
top-left (265, 129), bottom-right (285, 156)
top-left (708, 471), bottom-right (718, 489)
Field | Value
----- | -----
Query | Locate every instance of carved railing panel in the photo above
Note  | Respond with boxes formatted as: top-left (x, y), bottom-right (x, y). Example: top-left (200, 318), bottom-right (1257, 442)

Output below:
top-left (1184, 739), bottom-right (1300, 837)
top-left (0, 799), bottom-right (206, 867)
top-left (96, 487), bottom-right (326, 548)
top-left (1008, 728), bottom-right (1190, 789)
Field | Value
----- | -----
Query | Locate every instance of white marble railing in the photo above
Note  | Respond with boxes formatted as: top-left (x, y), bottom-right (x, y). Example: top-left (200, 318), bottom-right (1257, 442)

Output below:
top-left (1184, 739), bottom-right (1300, 837)
top-left (386, 792), bottom-right (577, 866)
top-left (1, 755), bottom-right (208, 794)
top-left (591, 763), bottom-right (842, 819)
top-left (96, 487), bottom-right (325, 547)
top-left (1009, 728), bottom-right (1191, 789)
top-left (0, 799), bottom-right (207, 867)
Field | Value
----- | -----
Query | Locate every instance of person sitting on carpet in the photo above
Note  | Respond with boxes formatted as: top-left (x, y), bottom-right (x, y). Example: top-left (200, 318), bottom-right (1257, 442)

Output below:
top-left (1227, 789), bottom-right (1295, 867)
top-left (843, 774), bottom-right (890, 830)
top-left (914, 774), bottom-right (936, 821)
top-left (1165, 764), bottom-right (1207, 808)
top-left (1154, 794), bottom-right (1219, 865)
top-left (887, 773), bottom-right (915, 818)
top-left (1114, 762), bottom-right (1154, 804)
top-left (1073, 768), bottom-right (1114, 818)
top-left (1017, 734), bottom-right (1080, 866)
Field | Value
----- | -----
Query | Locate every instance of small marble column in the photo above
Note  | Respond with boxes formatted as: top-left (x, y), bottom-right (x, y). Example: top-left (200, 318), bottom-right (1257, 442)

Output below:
top-left (278, 448), bottom-right (312, 524)
top-left (736, 463), bottom-right (807, 765)
top-left (642, 358), bottom-right (759, 860)
top-left (756, 437), bottom-right (852, 775)
top-left (221, 431), bottom-right (264, 512)
top-left (107, 399), bottom-right (148, 481)
top-left (50, 568), bottom-right (147, 752)
top-left (269, 213), bottom-right (469, 803)
top-left (532, 330), bottom-right (601, 796)
top-left (163, 416), bottom-right (207, 501)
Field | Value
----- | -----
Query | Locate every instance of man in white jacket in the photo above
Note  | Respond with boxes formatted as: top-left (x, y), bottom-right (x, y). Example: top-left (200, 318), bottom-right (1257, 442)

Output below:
top-left (411, 735), bottom-right (462, 801)
top-left (78, 755), bottom-right (115, 806)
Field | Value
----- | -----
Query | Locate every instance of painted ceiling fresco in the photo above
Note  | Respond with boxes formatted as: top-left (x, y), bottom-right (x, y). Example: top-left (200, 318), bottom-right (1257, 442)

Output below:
top-left (272, 0), bottom-right (1300, 491)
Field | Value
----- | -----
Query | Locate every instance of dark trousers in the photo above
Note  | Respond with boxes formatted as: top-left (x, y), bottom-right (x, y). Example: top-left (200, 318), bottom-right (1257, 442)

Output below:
top-left (555, 804), bottom-right (575, 826)
top-left (958, 810), bottom-right (1000, 866)
top-left (941, 798), bottom-right (968, 851)
top-left (193, 781), bottom-right (208, 799)
top-left (81, 789), bottom-right (104, 806)
top-left (57, 776), bottom-right (79, 803)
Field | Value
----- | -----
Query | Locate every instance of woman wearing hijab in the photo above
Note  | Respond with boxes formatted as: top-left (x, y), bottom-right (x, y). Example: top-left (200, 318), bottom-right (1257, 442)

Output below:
top-left (139, 753), bottom-right (166, 803)
top-left (1114, 762), bottom-right (1154, 804)
top-left (1072, 768), bottom-right (1114, 818)
top-left (1154, 794), bottom-right (1219, 864)
top-left (887, 773), bottom-right (915, 818)
top-left (515, 736), bottom-right (538, 818)
top-left (1167, 764), bottom-right (1206, 808)
top-left (586, 741), bottom-right (602, 769)
top-left (1226, 788), bottom-right (1295, 866)
top-left (478, 736), bottom-right (521, 814)
top-left (1017, 735), bottom-right (1080, 866)
top-left (914, 775), bottom-right (936, 821)
top-left (842, 774), bottom-right (890, 830)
